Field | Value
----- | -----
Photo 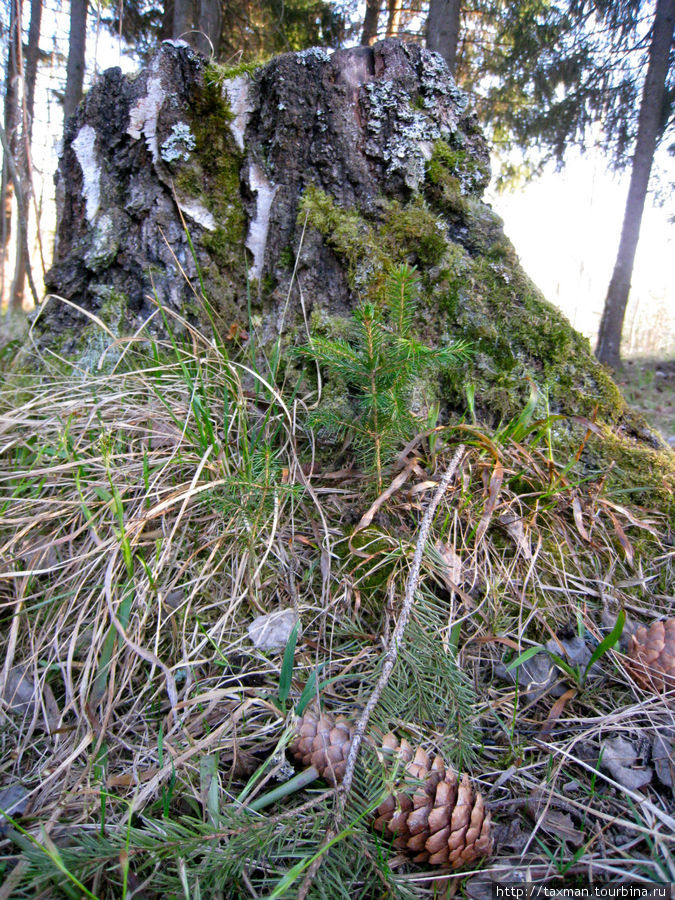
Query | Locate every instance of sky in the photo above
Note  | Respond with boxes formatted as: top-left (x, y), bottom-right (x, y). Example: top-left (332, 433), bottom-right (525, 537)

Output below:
top-left (489, 150), bottom-right (675, 358)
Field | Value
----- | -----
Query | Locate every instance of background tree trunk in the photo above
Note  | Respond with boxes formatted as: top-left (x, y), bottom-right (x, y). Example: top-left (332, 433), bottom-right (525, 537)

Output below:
top-left (194, 0), bottom-right (222, 56)
top-left (595, 0), bottom-right (675, 369)
top-left (173, 0), bottom-right (194, 42)
top-left (10, 0), bottom-right (43, 311)
top-left (64, 0), bottom-right (88, 125)
top-left (1, 0), bottom-right (19, 308)
top-left (385, 0), bottom-right (403, 38)
top-left (426, 0), bottom-right (462, 74)
top-left (25, 0), bottom-right (43, 124)
top-left (361, 0), bottom-right (381, 45)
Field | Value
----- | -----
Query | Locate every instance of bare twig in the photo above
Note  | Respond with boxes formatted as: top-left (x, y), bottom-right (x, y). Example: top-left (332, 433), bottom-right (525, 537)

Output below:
top-left (338, 443), bottom-right (465, 806)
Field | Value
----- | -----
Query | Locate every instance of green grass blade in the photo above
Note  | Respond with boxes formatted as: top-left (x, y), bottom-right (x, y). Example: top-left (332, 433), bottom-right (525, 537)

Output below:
top-left (278, 622), bottom-right (300, 707)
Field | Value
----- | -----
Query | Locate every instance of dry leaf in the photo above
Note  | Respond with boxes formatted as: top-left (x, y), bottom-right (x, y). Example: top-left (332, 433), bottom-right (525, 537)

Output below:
top-left (0, 784), bottom-right (30, 835)
top-left (539, 688), bottom-right (577, 737)
top-left (353, 466), bottom-right (411, 534)
top-left (600, 736), bottom-right (652, 790)
top-left (475, 461), bottom-right (504, 544)
top-left (607, 509), bottom-right (634, 565)
top-left (247, 609), bottom-right (299, 652)
top-left (1, 665), bottom-right (60, 731)
top-left (572, 495), bottom-right (590, 542)
top-left (436, 542), bottom-right (462, 588)
top-left (526, 789), bottom-right (585, 847)
top-left (652, 731), bottom-right (675, 791)
top-left (497, 511), bottom-right (531, 559)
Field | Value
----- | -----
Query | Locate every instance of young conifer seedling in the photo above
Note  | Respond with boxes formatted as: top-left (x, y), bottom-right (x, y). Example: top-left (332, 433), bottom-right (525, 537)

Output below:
top-left (299, 263), bottom-right (471, 491)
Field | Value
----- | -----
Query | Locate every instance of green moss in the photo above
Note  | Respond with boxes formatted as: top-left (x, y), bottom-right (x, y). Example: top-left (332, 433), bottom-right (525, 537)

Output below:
top-left (180, 76), bottom-right (242, 228)
top-left (297, 164), bottom-right (670, 511)
top-left (166, 65), bottom-right (250, 326)
top-left (425, 140), bottom-right (489, 205)
top-left (381, 199), bottom-right (447, 267)
top-left (279, 246), bottom-right (295, 269)
top-left (425, 162), bottom-right (466, 222)
top-left (206, 59), bottom-right (263, 86)
top-left (584, 430), bottom-right (674, 516)
top-left (299, 186), bottom-right (386, 291)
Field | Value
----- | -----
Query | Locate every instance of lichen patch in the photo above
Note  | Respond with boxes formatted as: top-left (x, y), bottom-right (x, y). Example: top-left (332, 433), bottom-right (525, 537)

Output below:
top-left (72, 125), bottom-right (101, 223)
top-left (223, 75), bottom-right (253, 152)
top-left (246, 162), bottom-right (278, 282)
top-left (127, 75), bottom-right (165, 162)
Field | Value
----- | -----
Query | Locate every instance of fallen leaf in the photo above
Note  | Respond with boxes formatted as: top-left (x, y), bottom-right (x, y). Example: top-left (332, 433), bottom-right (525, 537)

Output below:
top-left (475, 461), bottom-right (504, 545)
top-left (1, 665), bottom-right (60, 731)
top-left (497, 511), bottom-right (532, 559)
top-left (539, 687), bottom-right (577, 737)
top-left (526, 789), bottom-right (585, 847)
top-left (0, 784), bottom-right (30, 835)
top-left (600, 736), bottom-right (652, 790)
top-left (495, 651), bottom-right (567, 701)
top-left (607, 509), bottom-right (634, 565)
top-left (352, 466), bottom-right (411, 535)
top-left (247, 609), bottom-right (299, 652)
top-left (572, 495), bottom-right (591, 542)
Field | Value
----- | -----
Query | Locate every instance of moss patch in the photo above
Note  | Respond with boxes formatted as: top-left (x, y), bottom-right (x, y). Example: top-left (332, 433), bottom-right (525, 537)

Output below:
top-left (169, 64), bottom-right (248, 324)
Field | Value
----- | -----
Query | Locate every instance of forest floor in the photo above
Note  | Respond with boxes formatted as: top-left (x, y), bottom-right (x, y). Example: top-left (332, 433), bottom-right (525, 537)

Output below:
top-left (618, 356), bottom-right (675, 446)
top-left (0, 328), bottom-right (673, 898)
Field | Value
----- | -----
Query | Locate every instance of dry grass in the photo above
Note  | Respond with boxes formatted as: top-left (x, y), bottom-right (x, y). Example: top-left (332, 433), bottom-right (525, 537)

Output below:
top-left (0, 309), bottom-right (673, 897)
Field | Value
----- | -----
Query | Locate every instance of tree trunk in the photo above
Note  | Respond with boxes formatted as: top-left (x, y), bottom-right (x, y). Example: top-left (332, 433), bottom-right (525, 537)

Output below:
top-left (386, 0), bottom-right (403, 38)
top-left (595, 0), bottom-right (675, 369)
top-left (1, 0), bottom-right (19, 308)
top-left (64, 0), bottom-right (88, 126)
top-left (25, 0), bottom-right (43, 128)
top-left (10, 0), bottom-right (43, 312)
top-left (160, 0), bottom-right (174, 40)
top-left (194, 0), bottom-right (221, 57)
top-left (426, 0), bottom-right (462, 74)
top-left (361, 0), bottom-right (381, 45)
top-left (173, 0), bottom-right (194, 42)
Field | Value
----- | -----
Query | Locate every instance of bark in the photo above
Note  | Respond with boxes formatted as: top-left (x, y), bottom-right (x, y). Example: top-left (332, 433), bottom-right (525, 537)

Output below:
top-left (385, 0), bottom-right (403, 38)
top-left (194, 0), bottom-right (221, 56)
top-left (64, 0), bottom-right (88, 126)
top-left (361, 0), bottom-right (381, 46)
top-left (1, 0), bottom-right (19, 307)
top-left (595, 0), bottom-right (675, 369)
top-left (172, 0), bottom-right (194, 42)
top-left (426, 0), bottom-right (462, 74)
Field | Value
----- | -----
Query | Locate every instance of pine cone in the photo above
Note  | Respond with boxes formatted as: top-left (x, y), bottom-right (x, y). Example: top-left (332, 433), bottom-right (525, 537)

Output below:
top-left (288, 708), bottom-right (354, 786)
top-left (372, 733), bottom-right (492, 868)
top-left (627, 619), bottom-right (675, 693)
top-left (289, 711), bottom-right (492, 869)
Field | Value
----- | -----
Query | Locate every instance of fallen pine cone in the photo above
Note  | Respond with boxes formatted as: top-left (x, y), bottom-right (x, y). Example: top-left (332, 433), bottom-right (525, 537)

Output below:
top-left (627, 618), bottom-right (675, 693)
top-left (290, 709), bottom-right (354, 786)
top-left (289, 709), bottom-right (492, 869)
